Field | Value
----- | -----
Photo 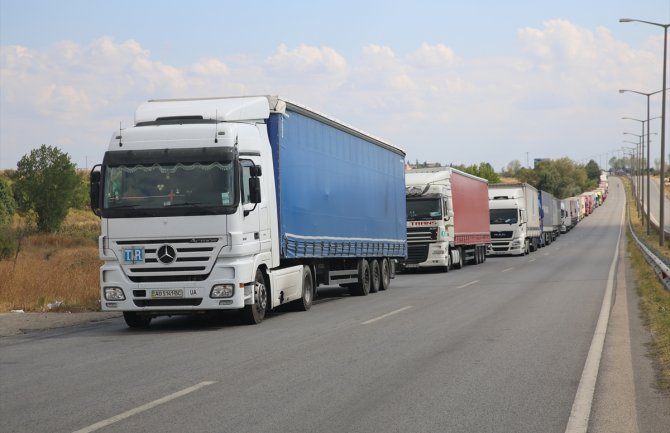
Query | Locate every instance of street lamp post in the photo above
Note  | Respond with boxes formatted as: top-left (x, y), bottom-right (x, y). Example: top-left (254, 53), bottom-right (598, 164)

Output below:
top-left (624, 132), bottom-right (645, 214)
top-left (623, 137), bottom-right (642, 215)
top-left (622, 116), bottom-right (662, 233)
top-left (620, 18), bottom-right (669, 245)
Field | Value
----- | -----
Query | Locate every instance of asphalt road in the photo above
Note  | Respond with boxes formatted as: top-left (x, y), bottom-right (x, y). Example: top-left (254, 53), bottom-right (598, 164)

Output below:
top-left (1, 177), bottom-right (667, 433)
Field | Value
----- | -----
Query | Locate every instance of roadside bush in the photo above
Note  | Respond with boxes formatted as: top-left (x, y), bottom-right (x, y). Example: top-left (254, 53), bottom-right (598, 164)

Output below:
top-left (0, 225), bottom-right (20, 260)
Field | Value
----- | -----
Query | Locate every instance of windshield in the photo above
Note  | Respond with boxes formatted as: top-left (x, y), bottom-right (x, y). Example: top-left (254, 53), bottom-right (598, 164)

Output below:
top-left (102, 161), bottom-right (237, 217)
top-left (407, 199), bottom-right (442, 221)
top-left (490, 208), bottom-right (518, 224)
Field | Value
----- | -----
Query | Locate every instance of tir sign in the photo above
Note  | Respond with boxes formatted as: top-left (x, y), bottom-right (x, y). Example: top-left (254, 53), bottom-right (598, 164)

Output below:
top-left (123, 247), bottom-right (144, 264)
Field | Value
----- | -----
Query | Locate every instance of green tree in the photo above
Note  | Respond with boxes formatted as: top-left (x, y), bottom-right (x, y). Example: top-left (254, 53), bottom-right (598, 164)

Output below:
top-left (454, 162), bottom-right (501, 184)
top-left (504, 160), bottom-right (522, 177)
top-left (585, 159), bottom-right (601, 183)
top-left (70, 170), bottom-right (91, 210)
top-left (0, 175), bottom-right (16, 225)
top-left (13, 145), bottom-right (80, 232)
top-left (476, 162), bottom-right (501, 184)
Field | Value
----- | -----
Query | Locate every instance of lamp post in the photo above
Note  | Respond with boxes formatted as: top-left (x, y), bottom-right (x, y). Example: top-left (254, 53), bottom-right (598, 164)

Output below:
top-left (622, 116), bottom-right (662, 233)
top-left (620, 18), bottom-right (669, 245)
top-left (623, 132), bottom-right (645, 213)
top-left (623, 138), bottom-right (642, 216)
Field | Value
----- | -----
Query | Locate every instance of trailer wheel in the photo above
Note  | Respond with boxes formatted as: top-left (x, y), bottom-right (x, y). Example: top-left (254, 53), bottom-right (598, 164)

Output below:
top-left (123, 312), bottom-right (151, 329)
top-left (380, 258), bottom-right (391, 290)
top-left (292, 265), bottom-right (313, 311)
top-left (370, 260), bottom-right (381, 293)
top-left (243, 268), bottom-right (268, 324)
top-left (351, 259), bottom-right (371, 296)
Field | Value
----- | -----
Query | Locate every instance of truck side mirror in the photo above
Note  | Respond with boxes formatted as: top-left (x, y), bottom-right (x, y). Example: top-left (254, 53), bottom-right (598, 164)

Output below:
top-left (90, 165), bottom-right (102, 217)
top-left (249, 177), bottom-right (261, 204)
top-left (250, 165), bottom-right (262, 177)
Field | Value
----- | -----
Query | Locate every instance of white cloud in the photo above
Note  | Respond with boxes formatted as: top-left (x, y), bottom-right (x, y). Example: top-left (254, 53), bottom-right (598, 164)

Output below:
top-left (0, 21), bottom-right (663, 171)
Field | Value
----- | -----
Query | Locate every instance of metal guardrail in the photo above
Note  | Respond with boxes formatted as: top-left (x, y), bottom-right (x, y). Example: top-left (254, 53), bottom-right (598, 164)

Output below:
top-left (627, 176), bottom-right (670, 292)
top-left (628, 220), bottom-right (670, 292)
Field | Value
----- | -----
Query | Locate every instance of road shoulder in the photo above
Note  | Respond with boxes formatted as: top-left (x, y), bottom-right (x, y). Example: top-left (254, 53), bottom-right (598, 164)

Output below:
top-left (0, 312), bottom-right (121, 338)
top-left (589, 237), bottom-right (670, 432)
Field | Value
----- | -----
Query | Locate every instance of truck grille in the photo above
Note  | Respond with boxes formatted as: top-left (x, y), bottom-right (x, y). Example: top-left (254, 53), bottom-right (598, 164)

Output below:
top-left (114, 237), bottom-right (223, 283)
top-left (491, 241), bottom-right (510, 252)
top-left (407, 227), bottom-right (438, 243)
top-left (406, 243), bottom-right (429, 264)
top-left (490, 231), bottom-right (513, 239)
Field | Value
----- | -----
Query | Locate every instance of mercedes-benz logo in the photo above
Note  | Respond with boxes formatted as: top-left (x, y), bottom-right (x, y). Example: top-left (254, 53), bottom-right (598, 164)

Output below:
top-left (157, 245), bottom-right (177, 264)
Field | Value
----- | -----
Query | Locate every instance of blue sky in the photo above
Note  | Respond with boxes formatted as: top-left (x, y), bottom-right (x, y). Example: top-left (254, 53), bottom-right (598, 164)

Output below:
top-left (1, 0), bottom-right (669, 170)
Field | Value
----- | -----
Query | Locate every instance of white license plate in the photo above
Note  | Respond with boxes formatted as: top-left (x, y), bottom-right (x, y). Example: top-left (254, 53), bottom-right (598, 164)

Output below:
top-left (151, 289), bottom-right (184, 299)
top-left (404, 263), bottom-right (419, 268)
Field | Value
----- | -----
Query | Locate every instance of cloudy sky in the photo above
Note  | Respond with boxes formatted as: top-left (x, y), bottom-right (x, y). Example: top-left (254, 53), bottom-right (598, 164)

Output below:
top-left (1, 0), bottom-right (668, 171)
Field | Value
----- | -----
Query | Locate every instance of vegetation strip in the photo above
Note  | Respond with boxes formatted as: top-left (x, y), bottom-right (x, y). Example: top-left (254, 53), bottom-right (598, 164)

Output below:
top-left (624, 177), bottom-right (670, 393)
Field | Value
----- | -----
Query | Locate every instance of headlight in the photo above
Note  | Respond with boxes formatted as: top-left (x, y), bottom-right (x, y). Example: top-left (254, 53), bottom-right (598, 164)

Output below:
top-left (103, 287), bottom-right (125, 301)
top-left (210, 284), bottom-right (235, 298)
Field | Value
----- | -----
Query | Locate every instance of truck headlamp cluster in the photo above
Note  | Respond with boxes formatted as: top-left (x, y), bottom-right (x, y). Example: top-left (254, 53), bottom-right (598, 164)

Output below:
top-left (103, 287), bottom-right (125, 301)
top-left (210, 284), bottom-right (234, 298)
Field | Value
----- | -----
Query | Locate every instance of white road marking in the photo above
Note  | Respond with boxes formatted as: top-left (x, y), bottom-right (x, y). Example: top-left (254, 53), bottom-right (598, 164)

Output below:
top-left (564, 200), bottom-right (625, 433)
top-left (457, 280), bottom-right (479, 289)
top-left (72, 381), bottom-right (216, 433)
top-left (362, 306), bottom-right (413, 325)
top-left (501, 267), bottom-right (514, 272)
top-left (528, 258), bottom-right (536, 263)
top-left (543, 252), bottom-right (550, 256)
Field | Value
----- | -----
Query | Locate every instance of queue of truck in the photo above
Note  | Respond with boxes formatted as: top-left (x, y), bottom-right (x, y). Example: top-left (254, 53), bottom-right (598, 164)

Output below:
top-left (90, 96), bottom-right (609, 327)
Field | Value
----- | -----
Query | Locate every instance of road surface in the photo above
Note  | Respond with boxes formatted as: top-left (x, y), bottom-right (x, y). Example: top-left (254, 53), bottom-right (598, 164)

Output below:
top-left (1, 177), bottom-right (668, 433)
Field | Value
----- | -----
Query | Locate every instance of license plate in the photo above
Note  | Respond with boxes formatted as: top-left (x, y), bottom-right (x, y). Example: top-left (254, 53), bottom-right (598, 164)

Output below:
top-left (404, 263), bottom-right (419, 268)
top-left (151, 289), bottom-right (184, 299)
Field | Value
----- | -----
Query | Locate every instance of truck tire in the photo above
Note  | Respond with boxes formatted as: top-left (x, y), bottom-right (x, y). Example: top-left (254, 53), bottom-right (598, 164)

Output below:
top-left (292, 265), bottom-right (313, 311)
top-left (242, 268), bottom-right (268, 324)
top-left (370, 260), bottom-right (381, 293)
top-left (351, 259), bottom-right (371, 296)
top-left (453, 248), bottom-right (464, 269)
top-left (123, 312), bottom-right (151, 329)
top-left (380, 258), bottom-right (391, 290)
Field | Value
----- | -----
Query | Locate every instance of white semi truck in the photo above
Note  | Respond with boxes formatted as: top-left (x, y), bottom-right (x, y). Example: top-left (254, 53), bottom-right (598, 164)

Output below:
top-left (401, 167), bottom-right (491, 271)
top-left (90, 96), bottom-right (407, 327)
top-left (488, 183), bottom-right (541, 255)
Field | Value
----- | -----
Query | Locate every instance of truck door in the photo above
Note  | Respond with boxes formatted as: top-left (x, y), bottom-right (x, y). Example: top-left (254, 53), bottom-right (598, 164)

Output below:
top-left (240, 159), bottom-right (263, 254)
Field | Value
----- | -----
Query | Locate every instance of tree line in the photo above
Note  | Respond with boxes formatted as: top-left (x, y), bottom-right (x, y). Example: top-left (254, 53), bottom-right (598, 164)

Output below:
top-left (410, 157), bottom-right (602, 199)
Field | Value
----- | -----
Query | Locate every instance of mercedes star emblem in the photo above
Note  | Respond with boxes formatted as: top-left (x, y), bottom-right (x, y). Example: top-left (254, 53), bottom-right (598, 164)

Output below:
top-left (157, 245), bottom-right (177, 264)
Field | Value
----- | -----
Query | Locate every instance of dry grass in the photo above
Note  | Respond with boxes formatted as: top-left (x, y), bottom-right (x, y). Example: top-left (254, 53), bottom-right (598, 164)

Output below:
top-left (0, 210), bottom-right (101, 312)
top-left (624, 177), bottom-right (670, 392)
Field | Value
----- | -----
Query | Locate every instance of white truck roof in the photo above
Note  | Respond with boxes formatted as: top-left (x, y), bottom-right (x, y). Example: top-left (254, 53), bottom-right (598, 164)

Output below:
top-left (133, 95), bottom-right (404, 155)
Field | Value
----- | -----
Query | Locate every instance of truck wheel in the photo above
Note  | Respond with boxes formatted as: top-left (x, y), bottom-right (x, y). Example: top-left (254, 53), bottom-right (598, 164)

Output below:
top-left (370, 260), bottom-right (381, 293)
top-left (292, 265), bottom-right (313, 311)
top-left (123, 312), bottom-right (151, 329)
top-left (243, 269), bottom-right (268, 324)
top-left (380, 258), bottom-right (391, 290)
top-left (453, 248), bottom-right (464, 269)
top-left (352, 259), bottom-right (370, 296)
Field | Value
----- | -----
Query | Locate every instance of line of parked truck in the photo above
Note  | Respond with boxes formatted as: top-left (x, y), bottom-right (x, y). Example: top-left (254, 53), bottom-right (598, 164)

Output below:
top-left (90, 95), bottom-right (609, 327)
top-left (400, 167), bottom-right (608, 270)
